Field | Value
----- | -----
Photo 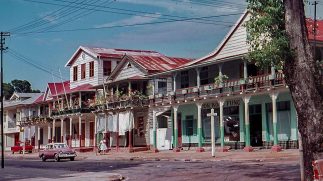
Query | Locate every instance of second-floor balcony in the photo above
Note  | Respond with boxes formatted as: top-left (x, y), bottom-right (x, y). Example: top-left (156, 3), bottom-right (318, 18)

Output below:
top-left (19, 115), bottom-right (51, 127)
top-left (150, 73), bottom-right (285, 104)
top-left (94, 90), bottom-right (150, 111)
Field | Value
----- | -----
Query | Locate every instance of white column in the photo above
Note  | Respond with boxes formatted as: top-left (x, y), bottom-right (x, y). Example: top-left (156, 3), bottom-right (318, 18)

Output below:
top-left (196, 68), bottom-right (200, 87)
top-left (173, 106), bottom-right (179, 149)
top-left (173, 73), bottom-right (177, 92)
top-left (47, 124), bottom-right (51, 143)
top-left (79, 115), bottom-right (82, 147)
top-left (94, 114), bottom-right (97, 147)
top-left (271, 92), bottom-right (279, 146)
top-left (37, 126), bottom-right (40, 148)
top-left (244, 60), bottom-right (248, 80)
top-left (69, 118), bottom-right (72, 138)
top-left (152, 110), bottom-right (157, 149)
top-left (61, 118), bottom-right (64, 143)
top-left (52, 120), bottom-right (56, 142)
top-left (70, 94), bottom-right (73, 108)
top-left (244, 96), bottom-right (251, 148)
top-left (79, 92), bottom-right (82, 108)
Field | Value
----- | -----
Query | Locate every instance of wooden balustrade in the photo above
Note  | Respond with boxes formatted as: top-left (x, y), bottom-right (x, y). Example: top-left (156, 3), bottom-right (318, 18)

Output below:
top-left (150, 73), bottom-right (287, 104)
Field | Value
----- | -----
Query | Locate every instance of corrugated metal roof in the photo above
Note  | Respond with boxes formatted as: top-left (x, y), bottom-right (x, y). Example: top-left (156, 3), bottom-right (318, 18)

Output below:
top-left (47, 81), bottom-right (94, 98)
top-left (129, 55), bottom-right (191, 73)
top-left (4, 93), bottom-right (43, 108)
top-left (66, 46), bottom-right (163, 66)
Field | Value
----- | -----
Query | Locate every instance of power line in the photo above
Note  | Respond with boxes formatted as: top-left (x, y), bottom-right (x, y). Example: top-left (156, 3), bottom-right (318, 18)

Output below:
top-left (7, 49), bottom-right (66, 79)
top-left (34, 0), bottom-right (115, 34)
top-left (171, 0), bottom-right (246, 9)
top-left (20, 0), bottom-right (238, 31)
top-left (14, 13), bottom-right (240, 36)
top-left (9, 0), bottom-right (83, 33)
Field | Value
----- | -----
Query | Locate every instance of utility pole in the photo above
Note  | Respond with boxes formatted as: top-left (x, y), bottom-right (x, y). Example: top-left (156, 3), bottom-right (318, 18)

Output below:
top-left (313, 0), bottom-right (318, 61)
top-left (0, 31), bottom-right (10, 169)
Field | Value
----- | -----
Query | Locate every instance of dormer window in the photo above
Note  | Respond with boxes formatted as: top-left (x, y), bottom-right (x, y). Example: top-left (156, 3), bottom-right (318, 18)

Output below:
top-left (127, 62), bottom-right (132, 68)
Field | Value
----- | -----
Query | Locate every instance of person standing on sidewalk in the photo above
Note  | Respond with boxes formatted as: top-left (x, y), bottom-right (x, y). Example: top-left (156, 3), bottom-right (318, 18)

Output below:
top-left (98, 138), bottom-right (108, 155)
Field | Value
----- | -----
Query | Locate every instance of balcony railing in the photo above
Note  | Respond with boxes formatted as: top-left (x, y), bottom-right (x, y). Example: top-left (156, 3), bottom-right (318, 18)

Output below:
top-left (18, 115), bottom-right (50, 126)
top-left (150, 73), bottom-right (286, 104)
top-left (95, 97), bottom-right (150, 111)
top-left (51, 107), bottom-right (94, 116)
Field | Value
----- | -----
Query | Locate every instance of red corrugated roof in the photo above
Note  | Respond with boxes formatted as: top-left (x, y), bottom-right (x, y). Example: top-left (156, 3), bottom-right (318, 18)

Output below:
top-left (48, 81), bottom-right (70, 96)
top-left (48, 81), bottom-right (94, 97)
top-left (129, 55), bottom-right (191, 73)
top-left (66, 46), bottom-right (163, 66)
top-left (306, 18), bottom-right (323, 42)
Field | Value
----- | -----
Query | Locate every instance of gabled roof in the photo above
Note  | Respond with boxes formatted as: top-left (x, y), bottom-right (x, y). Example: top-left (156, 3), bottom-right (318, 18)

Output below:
top-left (108, 53), bottom-right (191, 81)
top-left (4, 93), bottom-right (43, 108)
top-left (181, 10), bottom-right (249, 67)
top-left (47, 81), bottom-right (70, 97)
top-left (65, 46), bottom-right (162, 67)
top-left (43, 81), bottom-right (95, 101)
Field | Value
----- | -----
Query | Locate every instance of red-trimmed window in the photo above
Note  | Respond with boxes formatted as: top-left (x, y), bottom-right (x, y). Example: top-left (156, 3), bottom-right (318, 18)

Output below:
top-left (89, 61), bottom-right (94, 77)
top-left (81, 63), bottom-right (86, 79)
top-left (73, 66), bottom-right (78, 81)
top-left (103, 61), bottom-right (112, 76)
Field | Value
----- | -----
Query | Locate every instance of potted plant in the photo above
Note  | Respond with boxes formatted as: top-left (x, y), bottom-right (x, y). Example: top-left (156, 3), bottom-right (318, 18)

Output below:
top-left (214, 74), bottom-right (228, 87)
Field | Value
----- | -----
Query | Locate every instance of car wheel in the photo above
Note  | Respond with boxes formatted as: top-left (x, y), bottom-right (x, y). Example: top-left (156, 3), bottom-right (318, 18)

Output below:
top-left (70, 157), bottom-right (75, 161)
top-left (12, 151), bottom-right (14, 154)
top-left (41, 155), bottom-right (46, 162)
top-left (54, 154), bottom-right (60, 162)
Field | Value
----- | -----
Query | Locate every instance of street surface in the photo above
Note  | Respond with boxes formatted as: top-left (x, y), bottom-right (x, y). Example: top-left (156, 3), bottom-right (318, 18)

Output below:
top-left (0, 157), bottom-right (300, 181)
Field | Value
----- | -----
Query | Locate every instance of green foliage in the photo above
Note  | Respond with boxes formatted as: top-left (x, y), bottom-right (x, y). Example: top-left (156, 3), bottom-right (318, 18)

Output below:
top-left (11, 79), bottom-right (32, 93)
top-left (3, 83), bottom-right (14, 99)
top-left (214, 74), bottom-right (228, 86)
top-left (245, 0), bottom-right (292, 69)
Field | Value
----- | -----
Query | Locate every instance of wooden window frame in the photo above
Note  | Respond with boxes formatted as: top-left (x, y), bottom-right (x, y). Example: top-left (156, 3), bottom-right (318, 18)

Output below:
top-left (73, 66), bottom-right (78, 81)
top-left (81, 63), bottom-right (86, 79)
top-left (89, 61), bottom-right (94, 77)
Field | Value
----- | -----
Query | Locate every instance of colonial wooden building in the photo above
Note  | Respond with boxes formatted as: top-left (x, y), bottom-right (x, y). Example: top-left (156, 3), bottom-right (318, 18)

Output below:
top-left (147, 12), bottom-right (323, 152)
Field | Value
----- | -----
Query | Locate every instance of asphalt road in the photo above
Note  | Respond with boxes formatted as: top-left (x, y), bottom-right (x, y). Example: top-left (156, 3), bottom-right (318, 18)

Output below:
top-left (0, 158), bottom-right (300, 181)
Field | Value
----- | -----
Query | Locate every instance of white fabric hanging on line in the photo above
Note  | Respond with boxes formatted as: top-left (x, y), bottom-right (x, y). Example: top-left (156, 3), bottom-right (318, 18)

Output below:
top-left (118, 111), bottom-right (129, 135)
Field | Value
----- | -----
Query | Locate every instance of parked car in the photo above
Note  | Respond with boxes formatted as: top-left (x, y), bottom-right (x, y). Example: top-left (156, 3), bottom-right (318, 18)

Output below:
top-left (39, 143), bottom-right (77, 162)
top-left (11, 142), bottom-right (33, 154)
top-left (313, 159), bottom-right (323, 181)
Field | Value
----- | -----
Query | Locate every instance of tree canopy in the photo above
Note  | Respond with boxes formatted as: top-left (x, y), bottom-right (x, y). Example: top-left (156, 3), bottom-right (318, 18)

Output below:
top-left (245, 0), bottom-right (292, 69)
top-left (3, 79), bottom-right (41, 99)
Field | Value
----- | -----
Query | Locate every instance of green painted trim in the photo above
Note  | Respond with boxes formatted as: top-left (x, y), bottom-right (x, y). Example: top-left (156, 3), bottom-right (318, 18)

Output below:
top-left (153, 130), bottom-right (157, 148)
top-left (262, 102), bottom-right (270, 142)
top-left (245, 124), bottom-right (250, 146)
top-left (273, 122), bottom-right (278, 145)
top-left (174, 129), bottom-right (178, 148)
top-left (239, 102), bottom-right (245, 142)
top-left (220, 125), bottom-right (224, 147)
top-left (198, 127), bottom-right (203, 147)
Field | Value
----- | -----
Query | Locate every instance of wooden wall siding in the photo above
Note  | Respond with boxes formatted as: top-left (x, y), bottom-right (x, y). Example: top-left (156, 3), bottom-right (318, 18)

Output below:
top-left (214, 14), bottom-right (250, 60)
top-left (114, 62), bottom-right (145, 82)
top-left (97, 59), bottom-right (119, 86)
top-left (222, 60), bottom-right (241, 80)
top-left (69, 51), bottom-right (100, 89)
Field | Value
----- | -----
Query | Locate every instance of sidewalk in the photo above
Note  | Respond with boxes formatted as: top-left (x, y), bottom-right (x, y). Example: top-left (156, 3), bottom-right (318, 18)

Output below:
top-left (4, 149), bottom-right (300, 163)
